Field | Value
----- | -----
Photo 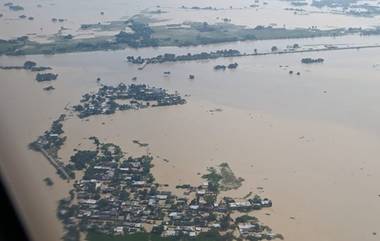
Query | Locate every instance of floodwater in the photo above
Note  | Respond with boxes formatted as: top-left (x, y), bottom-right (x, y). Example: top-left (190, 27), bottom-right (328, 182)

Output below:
top-left (1, 0), bottom-right (380, 40)
top-left (1, 1), bottom-right (380, 241)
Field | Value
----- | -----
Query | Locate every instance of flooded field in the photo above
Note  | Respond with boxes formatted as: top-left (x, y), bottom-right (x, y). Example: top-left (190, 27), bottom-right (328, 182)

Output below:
top-left (2, 0), bottom-right (380, 40)
top-left (1, 1), bottom-right (380, 241)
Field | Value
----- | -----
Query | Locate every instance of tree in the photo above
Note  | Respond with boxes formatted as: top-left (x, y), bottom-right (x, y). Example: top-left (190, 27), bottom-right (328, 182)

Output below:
top-left (204, 194), bottom-right (216, 205)
top-left (220, 213), bottom-right (232, 230)
top-left (119, 189), bottom-right (130, 201)
top-left (97, 199), bottom-right (108, 210)
top-left (69, 150), bottom-right (97, 170)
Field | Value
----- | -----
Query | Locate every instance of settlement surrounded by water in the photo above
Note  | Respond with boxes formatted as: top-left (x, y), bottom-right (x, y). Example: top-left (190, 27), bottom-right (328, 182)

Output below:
top-left (2, 1), bottom-right (380, 241)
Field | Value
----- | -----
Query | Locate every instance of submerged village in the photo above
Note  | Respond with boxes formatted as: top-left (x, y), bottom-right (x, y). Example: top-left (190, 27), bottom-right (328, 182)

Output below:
top-left (5, 1), bottom-right (380, 241)
top-left (28, 82), bottom-right (282, 241)
top-left (0, 7), bottom-right (342, 241)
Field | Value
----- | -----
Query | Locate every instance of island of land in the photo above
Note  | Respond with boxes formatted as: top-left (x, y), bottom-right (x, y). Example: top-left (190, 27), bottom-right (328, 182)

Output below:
top-left (1, 14), bottom-right (380, 56)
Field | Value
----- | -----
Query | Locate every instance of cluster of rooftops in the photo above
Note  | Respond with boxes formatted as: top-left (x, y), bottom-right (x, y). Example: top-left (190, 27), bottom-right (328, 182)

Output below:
top-left (56, 138), bottom-right (279, 241)
top-left (73, 83), bottom-right (186, 118)
top-left (27, 83), bottom-right (280, 241)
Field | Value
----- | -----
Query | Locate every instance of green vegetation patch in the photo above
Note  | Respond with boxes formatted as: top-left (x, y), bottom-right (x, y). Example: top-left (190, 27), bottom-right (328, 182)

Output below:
top-left (235, 215), bottom-right (258, 223)
top-left (202, 162), bottom-right (244, 192)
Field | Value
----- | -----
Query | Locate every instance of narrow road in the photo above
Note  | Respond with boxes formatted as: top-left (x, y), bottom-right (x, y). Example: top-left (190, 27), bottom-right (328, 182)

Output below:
top-left (38, 146), bottom-right (70, 180)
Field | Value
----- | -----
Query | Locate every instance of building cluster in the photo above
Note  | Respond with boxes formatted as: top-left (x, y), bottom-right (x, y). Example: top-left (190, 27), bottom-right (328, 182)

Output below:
top-left (114, 21), bottom-right (159, 48)
top-left (4, 2), bottom-right (24, 11)
top-left (0, 60), bottom-right (51, 72)
top-left (301, 57), bottom-right (324, 64)
top-left (126, 49), bottom-right (242, 64)
top-left (29, 114), bottom-right (66, 159)
top-left (57, 139), bottom-right (280, 241)
top-left (35, 72), bottom-right (59, 82)
top-left (29, 114), bottom-right (71, 179)
top-left (72, 84), bottom-right (186, 118)
top-left (214, 62), bottom-right (239, 70)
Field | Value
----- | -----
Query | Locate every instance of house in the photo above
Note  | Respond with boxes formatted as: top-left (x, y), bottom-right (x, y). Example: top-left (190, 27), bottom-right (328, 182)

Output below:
top-left (156, 194), bottom-right (168, 200)
top-left (189, 205), bottom-right (199, 210)
top-left (238, 223), bottom-right (258, 235)
top-left (261, 198), bottom-right (272, 207)
top-left (79, 199), bottom-right (97, 205)
top-left (197, 190), bottom-right (206, 195)
top-left (162, 230), bottom-right (177, 237)
top-left (132, 181), bottom-right (146, 186)
top-left (211, 223), bottom-right (221, 228)
top-left (114, 226), bottom-right (124, 235)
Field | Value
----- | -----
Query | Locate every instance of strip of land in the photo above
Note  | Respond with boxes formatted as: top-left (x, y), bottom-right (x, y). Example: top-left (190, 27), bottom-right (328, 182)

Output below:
top-left (126, 44), bottom-right (380, 67)
top-left (1, 16), bottom-right (380, 56)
